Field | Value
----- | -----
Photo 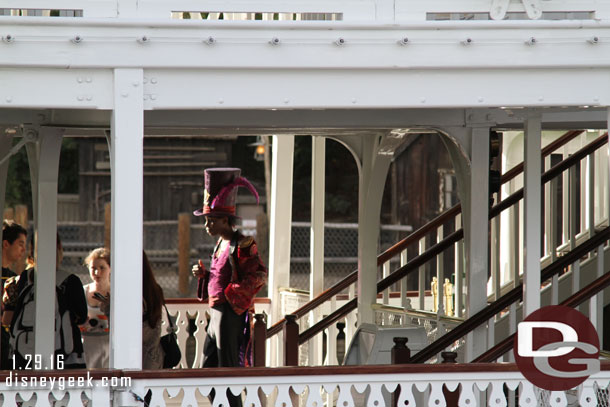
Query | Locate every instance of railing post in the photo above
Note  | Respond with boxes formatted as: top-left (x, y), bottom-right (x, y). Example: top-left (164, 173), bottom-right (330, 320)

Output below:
top-left (441, 351), bottom-right (459, 407)
top-left (178, 212), bottom-right (191, 295)
top-left (253, 314), bottom-right (267, 367)
top-left (283, 314), bottom-right (299, 366)
top-left (392, 337), bottom-right (410, 407)
top-left (391, 337), bottom-right (410, 364)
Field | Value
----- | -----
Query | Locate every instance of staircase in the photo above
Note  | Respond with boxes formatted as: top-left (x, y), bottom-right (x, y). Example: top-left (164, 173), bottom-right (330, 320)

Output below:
top-left (261, 129), bottom-right (610, 366)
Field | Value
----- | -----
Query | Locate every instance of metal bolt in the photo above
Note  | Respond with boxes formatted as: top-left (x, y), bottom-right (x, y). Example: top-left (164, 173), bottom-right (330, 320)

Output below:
top-left (71, 35), bottom-right (83, 44)
top-left (77, 77), bottom-right (83, 83)
top-left (121, 92), bottom-right (128, 98)
top-left (283, 98), bottom-right (289, 104)
top-left (269, 37), bottom-right (281, 46)
top-left (86, 77), bottom-right (92, 83)
top-left (77, 96), bottom-right (84, 101)
top-left (205, 36), bottom-right (216, 45)
top-left (138, 36), bottom-right (150, 44)
top-left (86, 95), bottom-right (92, 101)
top-left (132, 81), bottom-right (139, 87)
top-left (150, 78), bottom-right (157, 84)
top-left (5, 97), bottom-right (12, 103)
top-left (3, 34), bottom-right (14, 43)
top-left (351, 98), bottom-right (357, 104)
top-left (143, 94), bottom-right (149, 100)
top-left (150, 94), bottom-right (157, 100)
top-left (335, 38), bottom-right (346, 46)
top-left (420, 97), bottom-right (426, 103)
top-left (218, 98), bottom-right (224, 104)
top-left (461, 38), bottom-right (473, 45)
top-left (398, 37), bottom-right (409, 46)
top-left (525, 37), bottom-right (536, 46)
top-left (143, 77), bottom-right (149, 84)
top-left (478, 97), bottom-right (484, 103)
top-left (588, 36), bottom-right (599, 44)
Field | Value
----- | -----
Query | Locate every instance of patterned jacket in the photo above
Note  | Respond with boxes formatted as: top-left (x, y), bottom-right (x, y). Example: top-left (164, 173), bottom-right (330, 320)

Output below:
top-left (198, 232), bottom-right (267, 315)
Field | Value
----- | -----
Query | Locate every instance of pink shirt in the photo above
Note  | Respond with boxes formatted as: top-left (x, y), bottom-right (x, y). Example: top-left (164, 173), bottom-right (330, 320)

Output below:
top-left (207, 243), bottom-right (232, 307)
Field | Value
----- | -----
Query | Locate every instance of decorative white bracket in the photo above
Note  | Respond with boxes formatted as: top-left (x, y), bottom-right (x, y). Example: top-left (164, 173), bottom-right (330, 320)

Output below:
top-left (490, 0), bottom-right (542, 20)
top-left (0, 128), bottom-right (37, 166)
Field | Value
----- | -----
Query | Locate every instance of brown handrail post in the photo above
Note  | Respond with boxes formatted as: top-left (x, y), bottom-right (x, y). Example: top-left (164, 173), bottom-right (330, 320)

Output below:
top-left (392, 337), bottom-right (410, 407)
top-left (283, 314), bottom-right (299, 366)
top-left (253, 313), bottom-right (267, 367)
top-left (178, 212), bottom-right (190, 295)
top-left (441, 352), bottom-right (460, 407)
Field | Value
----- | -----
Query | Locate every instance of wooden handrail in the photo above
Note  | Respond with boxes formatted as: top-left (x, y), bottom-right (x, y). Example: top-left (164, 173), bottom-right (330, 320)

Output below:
top-left (474, 245), bottom-right (610, 363)
top-left (266, 129), bottom-right (586, 340)
top-left (298, 132), bottom-right (604, 346)
top-left (411, 225), bottom-right (610, 364)
top-left (298, 229), bottom-right (464, 344)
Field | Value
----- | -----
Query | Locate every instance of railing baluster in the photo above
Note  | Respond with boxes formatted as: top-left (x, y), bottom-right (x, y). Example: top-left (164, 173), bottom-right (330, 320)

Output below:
top-left (569, 165), bottom-right (581, 310)
top-left (400, 249), bottom-right (408, 325)
top-left (436, 226), bottom-right (445, 317)
top-left (455, 214), bottom-right (463, 318)
top-left (419, 237), bottom-right (426, 310)
top-left (588, 152), bottom-right (596, 239)
top-left (550, 160), bottom-right (559, 305)
top-left (383, 261), bottom-right (391, 325)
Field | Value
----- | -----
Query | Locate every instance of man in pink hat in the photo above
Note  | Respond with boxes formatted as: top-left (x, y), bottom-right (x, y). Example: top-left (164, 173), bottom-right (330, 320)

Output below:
top-left (192, 168), bottom-right (267, 406)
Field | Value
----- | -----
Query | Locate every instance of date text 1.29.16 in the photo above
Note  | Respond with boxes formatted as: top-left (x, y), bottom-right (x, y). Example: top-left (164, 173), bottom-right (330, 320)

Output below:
top-left (12, 354), bottom-right (65, 370)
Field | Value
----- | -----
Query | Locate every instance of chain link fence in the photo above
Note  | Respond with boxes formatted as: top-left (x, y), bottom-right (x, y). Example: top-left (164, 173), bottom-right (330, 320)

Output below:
top-left (58, 221), bottom-right (412, 298)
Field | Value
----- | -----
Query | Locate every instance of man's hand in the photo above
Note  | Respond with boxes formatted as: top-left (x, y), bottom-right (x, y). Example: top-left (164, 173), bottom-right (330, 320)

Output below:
top-left (192, 260), bottom-right (207, 278)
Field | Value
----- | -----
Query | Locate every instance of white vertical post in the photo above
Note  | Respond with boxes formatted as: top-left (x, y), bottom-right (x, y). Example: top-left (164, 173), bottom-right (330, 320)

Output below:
top-left (31, 127), bottom-right (63, 368)
top-left (588, 153), bottom-right (595, 238)
top-left (382, 262), bottom-right (390, 325)
top-left (110, 69), bottom-right (144, 369)
top-left (269, 135), bottom-right (295, 365)
top-left (465, 127), bottom-right (489, 361)
top-left (356, 136), bottom-right (391, 325)
top-left (523, 115), bottom-right (542, 317)
top-left (590, 245), bottom-right (604, 343)
top-left (455, 214), bottom-right (463, 318)
top-left (569, 166), bottom-right (581, 299)
top-left (436, 226), bottom-right (445, 318)
top-left (0, 131), bottom-right (12, 233)
top-left (310, 135), bottom-right (325, 366)
top-left (418, 237), bottom-right (426, 310)
top-left (400, 250), bottom-right (408, 314)
top-left (550, 174), bottom-right (559, 305)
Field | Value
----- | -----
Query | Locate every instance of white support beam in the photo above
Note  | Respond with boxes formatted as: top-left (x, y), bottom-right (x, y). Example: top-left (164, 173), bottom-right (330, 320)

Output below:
top-left (268, 134), bottom-right (295, 363)
top-left (523, 114), bottom-right (542, 316)
top-left (356, 135), bottom-right (392, 325)
top-left (110, 68), bottom-right (144, 369)
top-left (309, 135), bottom-right (325, 366)
top-left (30, 127), bottom-right (63, 368)
top-left (0, 131), bottom-right (12, 225)
top-left (464, 126), bottom-right (489, 361)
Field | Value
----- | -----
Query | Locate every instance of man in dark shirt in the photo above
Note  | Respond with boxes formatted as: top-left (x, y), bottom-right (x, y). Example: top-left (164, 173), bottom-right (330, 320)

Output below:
top-left (1, 220), bottom-right (26, 369)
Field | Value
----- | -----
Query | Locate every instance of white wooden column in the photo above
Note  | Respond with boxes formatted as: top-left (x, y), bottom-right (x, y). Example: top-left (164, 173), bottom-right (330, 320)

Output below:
top-left (27, 127), bottom-right (63, 367)
top-left (464, 127), bottom-right (490, 361)
top-left (523, 115), bottom-right (542, 316)
top-left (357, 136), bottom-right (392, 325)
top-left (268, 134), bottom-right (295, 365)
top-left (0, 131), bottom-right (12, 230)
top-left (110, 69), bottom-right (144, 369)
top-left (310, 136), bottom-right (325, 365)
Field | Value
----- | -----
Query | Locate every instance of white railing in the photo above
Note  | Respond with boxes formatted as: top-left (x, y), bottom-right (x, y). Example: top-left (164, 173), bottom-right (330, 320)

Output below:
top-left (2, 0), bottom-right (610, 21)
top-left (1, 365), bottom-right (609, 407)
top-left (164, 299), bottom-right (271, 369)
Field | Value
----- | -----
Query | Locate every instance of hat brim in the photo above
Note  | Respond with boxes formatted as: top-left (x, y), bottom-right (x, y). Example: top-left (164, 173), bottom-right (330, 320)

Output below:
top-left (193, 208), bottom-right (240, 218)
